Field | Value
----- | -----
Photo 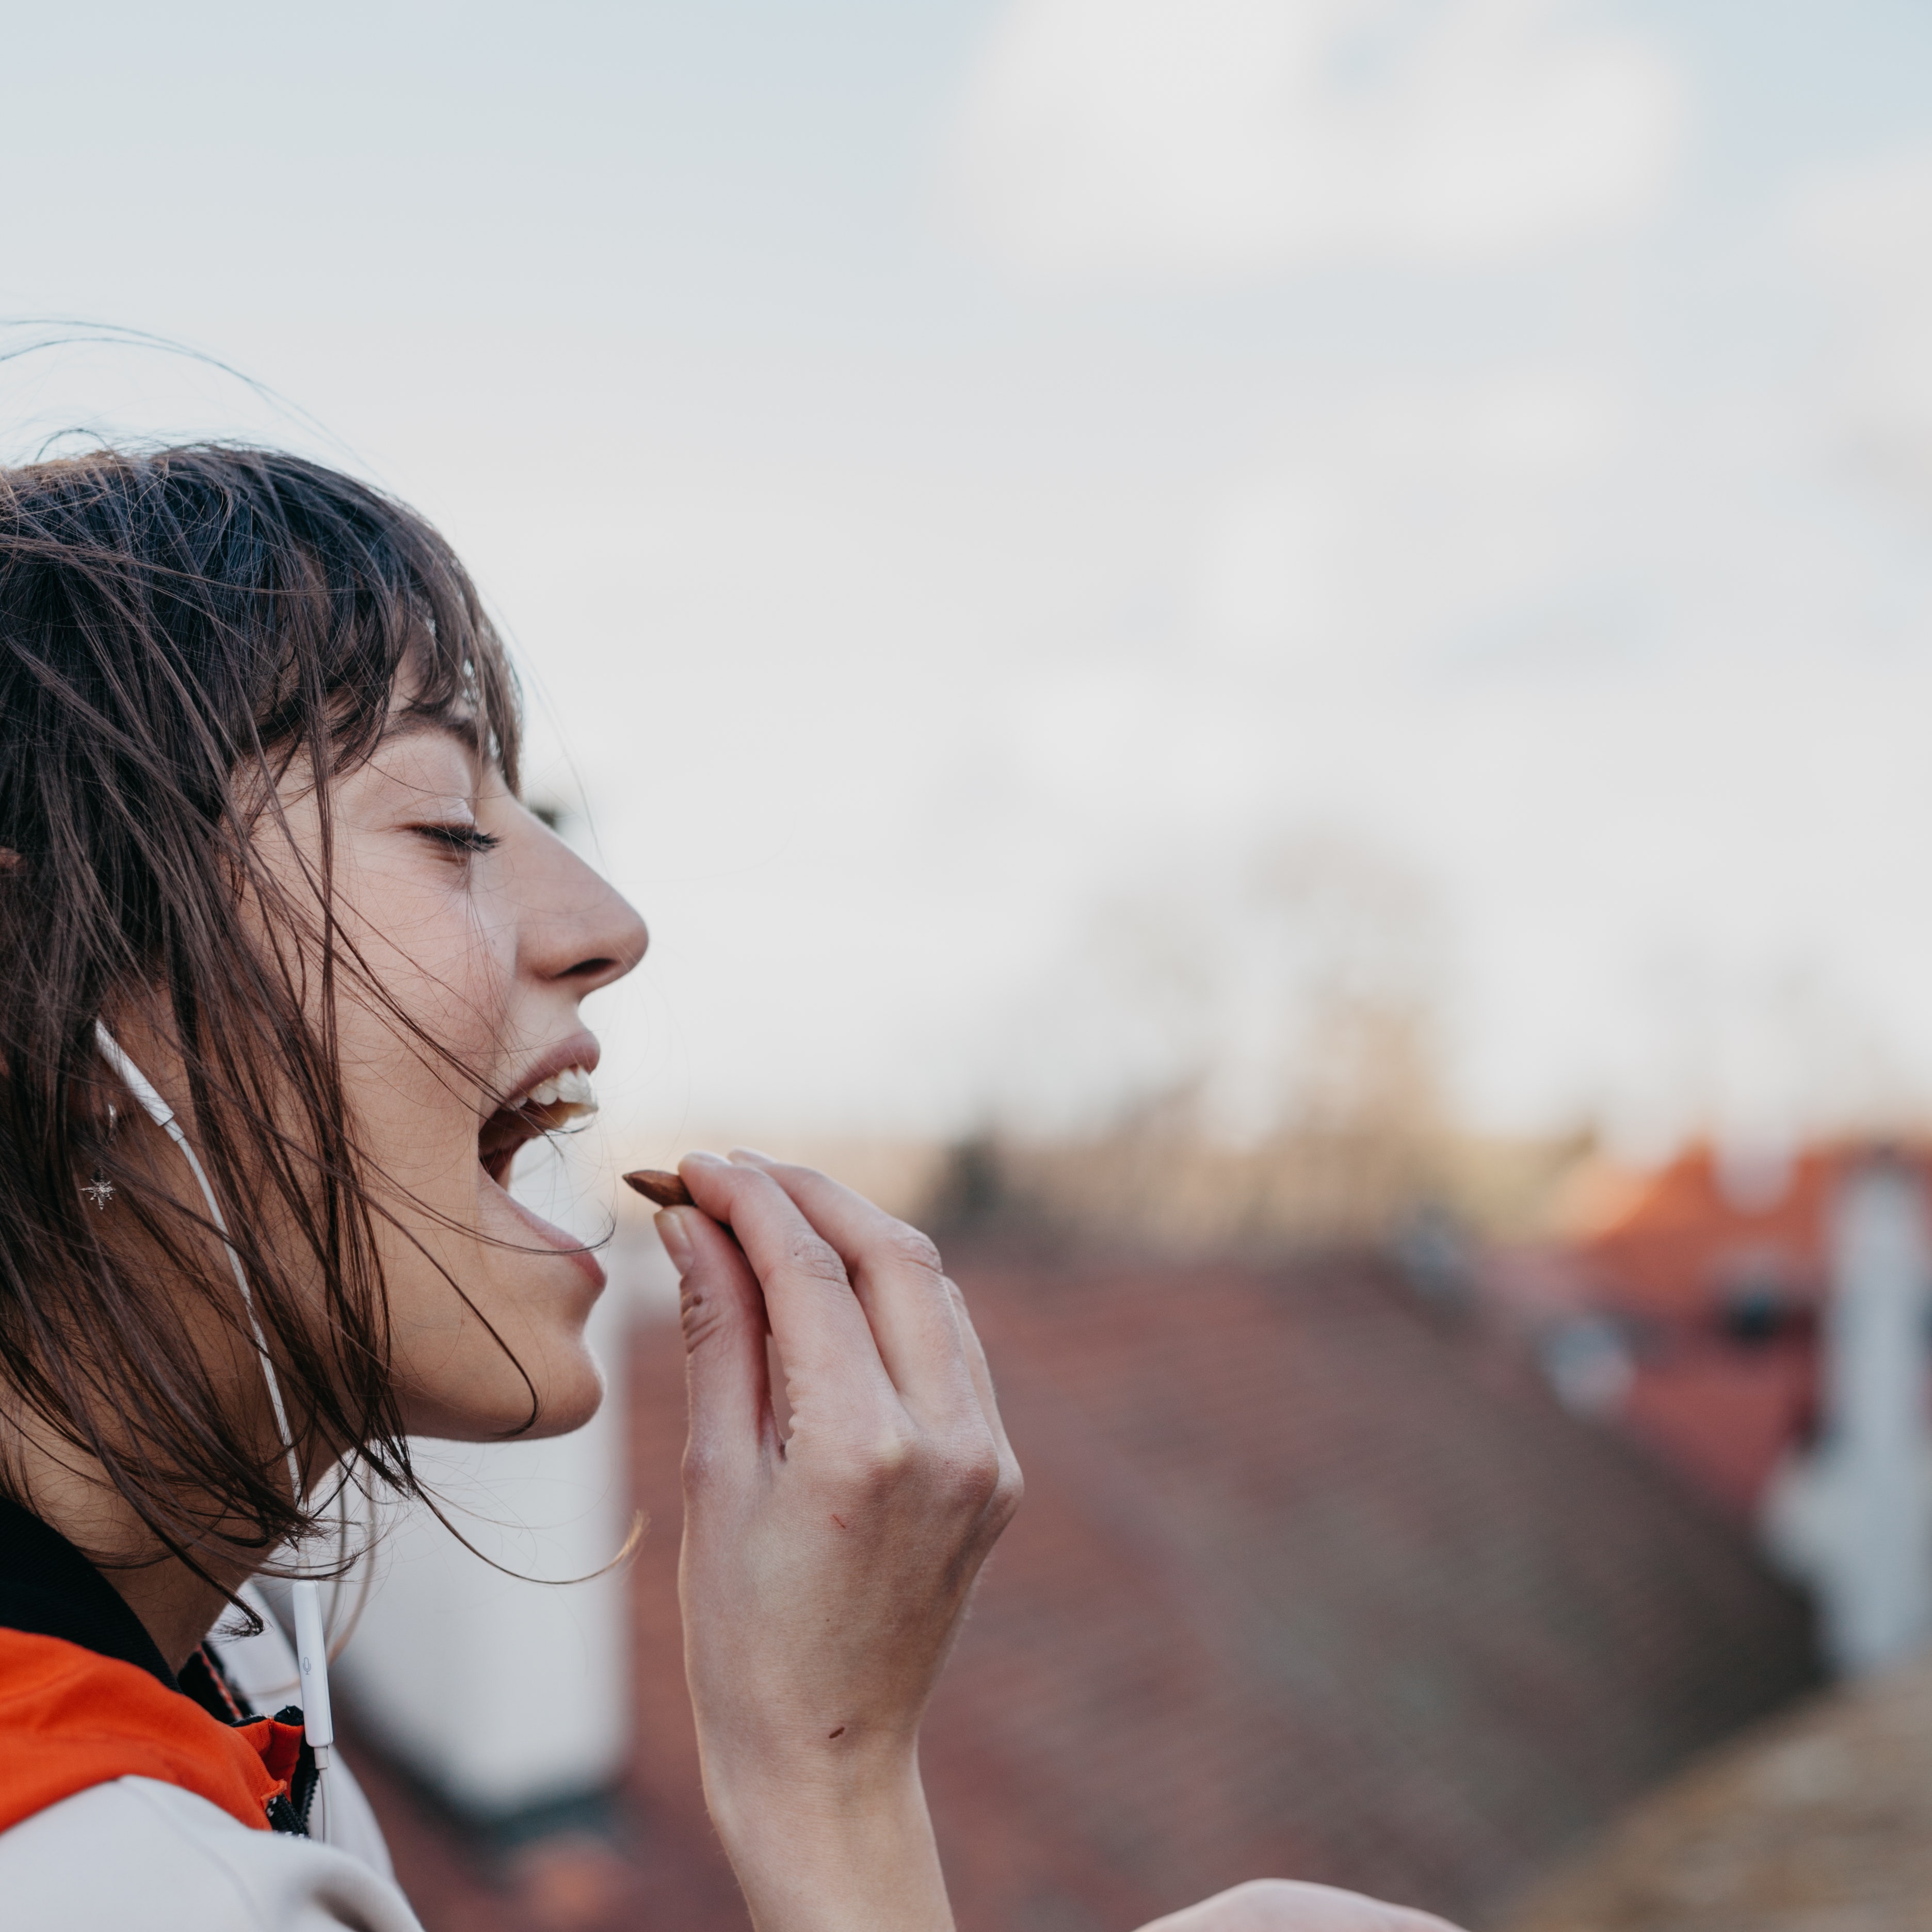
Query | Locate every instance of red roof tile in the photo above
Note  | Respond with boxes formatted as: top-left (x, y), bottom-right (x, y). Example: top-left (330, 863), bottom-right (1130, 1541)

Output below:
top-left (617, 1253), bottom-right (1817, 1929)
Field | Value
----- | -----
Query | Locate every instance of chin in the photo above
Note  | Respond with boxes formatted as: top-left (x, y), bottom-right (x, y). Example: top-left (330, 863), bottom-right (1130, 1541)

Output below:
top-left (395, 1331), bottom-right (607, 1443)
top-left (523, 1350), bottom-right (608, 1439)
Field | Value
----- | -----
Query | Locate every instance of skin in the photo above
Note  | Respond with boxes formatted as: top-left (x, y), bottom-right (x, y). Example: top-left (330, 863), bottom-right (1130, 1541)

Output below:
top-left (11, 709), bottom-right (1466, 1932)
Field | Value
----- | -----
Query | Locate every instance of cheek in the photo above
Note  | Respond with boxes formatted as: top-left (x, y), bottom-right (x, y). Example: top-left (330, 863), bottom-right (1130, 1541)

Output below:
top-left (337, 879), bottom-right (516, 1130)
top-left (366, 874), bottom-right (510, 1031)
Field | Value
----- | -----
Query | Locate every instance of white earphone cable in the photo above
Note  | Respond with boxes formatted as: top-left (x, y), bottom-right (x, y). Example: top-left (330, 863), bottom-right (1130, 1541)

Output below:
top-left (92, 1022), bottom-right (337, 1837)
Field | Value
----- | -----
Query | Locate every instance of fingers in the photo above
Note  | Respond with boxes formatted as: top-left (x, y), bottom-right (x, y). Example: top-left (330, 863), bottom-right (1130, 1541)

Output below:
top-left (659, 1206), bottom-right (774, 1479)
top-left (667, 1152), bottom-right (1021, 1541)
top-left (941, 1274), bottom-right (1022, 1511)
top-left (674, 1153), bottom-right (898, 1426)
top-left (725, 1152), bottom-right (983, 1429)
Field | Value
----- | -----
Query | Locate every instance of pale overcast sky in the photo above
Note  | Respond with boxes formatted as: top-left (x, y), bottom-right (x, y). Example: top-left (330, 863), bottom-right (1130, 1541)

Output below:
top-left (7, 1), bottom-right (1932, 1161)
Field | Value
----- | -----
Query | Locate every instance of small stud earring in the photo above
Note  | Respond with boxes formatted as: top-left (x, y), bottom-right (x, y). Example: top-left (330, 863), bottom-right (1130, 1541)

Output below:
top-left (79, 1095), bottom-right (122, 1207)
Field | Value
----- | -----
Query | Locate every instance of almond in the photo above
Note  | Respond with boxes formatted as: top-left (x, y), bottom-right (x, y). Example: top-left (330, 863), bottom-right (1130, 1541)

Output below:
top-left (624, 1169), bottom-right (692, 1208)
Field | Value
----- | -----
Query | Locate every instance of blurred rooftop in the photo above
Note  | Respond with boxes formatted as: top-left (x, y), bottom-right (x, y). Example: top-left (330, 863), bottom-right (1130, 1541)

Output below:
top-left (359, 1245), bottom-right (1818, 1931)
top-left (1499, 1647), bottom-right (1932, 1932)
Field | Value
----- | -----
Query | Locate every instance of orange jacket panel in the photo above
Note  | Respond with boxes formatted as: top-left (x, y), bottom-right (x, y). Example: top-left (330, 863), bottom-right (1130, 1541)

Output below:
top-left (0, 1627), bottom-right (299, 1835)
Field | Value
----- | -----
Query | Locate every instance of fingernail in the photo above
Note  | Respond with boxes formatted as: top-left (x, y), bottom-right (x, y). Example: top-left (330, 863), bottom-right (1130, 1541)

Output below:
top-left (656, 1208), bottom-right (694, 1273)
top-left (684, 1149), bottom-right (728, 1169)
top-left (729, 1146), bottom-right (779, 1164)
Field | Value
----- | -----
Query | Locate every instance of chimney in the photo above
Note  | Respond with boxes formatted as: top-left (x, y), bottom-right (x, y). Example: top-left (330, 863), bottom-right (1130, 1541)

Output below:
top-left (1815, 1153), bottom-right (1932, 1673)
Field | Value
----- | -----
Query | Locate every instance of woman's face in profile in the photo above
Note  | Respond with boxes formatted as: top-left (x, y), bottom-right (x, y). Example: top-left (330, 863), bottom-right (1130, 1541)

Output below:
top-left (264, 703), bottom-right (648, 1445)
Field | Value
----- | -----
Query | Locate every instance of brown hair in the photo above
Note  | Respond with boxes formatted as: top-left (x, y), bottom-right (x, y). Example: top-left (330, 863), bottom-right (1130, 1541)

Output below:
top-left (0, 442), bottom-right (523, 1584)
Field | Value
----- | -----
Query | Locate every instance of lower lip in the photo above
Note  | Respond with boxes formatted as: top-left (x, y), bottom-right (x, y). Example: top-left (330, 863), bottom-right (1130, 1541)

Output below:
top-left (484, 1168), bottom-right (607, 1291)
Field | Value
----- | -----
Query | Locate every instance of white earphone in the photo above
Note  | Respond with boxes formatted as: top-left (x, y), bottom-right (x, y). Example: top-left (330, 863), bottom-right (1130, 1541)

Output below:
top-left (92, 1022), bottom-right (337, 1843)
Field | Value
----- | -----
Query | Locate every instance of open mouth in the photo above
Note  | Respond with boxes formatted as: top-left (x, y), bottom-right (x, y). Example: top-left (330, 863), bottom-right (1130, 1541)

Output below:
top-left (477, 1065), bottom-right (599, 1187)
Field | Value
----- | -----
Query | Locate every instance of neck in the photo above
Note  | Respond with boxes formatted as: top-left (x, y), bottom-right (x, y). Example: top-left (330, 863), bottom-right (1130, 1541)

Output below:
top-left (100, 1551), bottom-right (234, 1676)
top-left (7, 1428), bottom-right (240, 1673)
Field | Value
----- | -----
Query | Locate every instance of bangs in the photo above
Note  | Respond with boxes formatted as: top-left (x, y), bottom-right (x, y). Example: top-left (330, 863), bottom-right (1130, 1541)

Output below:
top-left (0, 442), bottom-right (522, 863)
top-left (176, 447), bottom-right (526, 797)
top-left (392, 634), bottom-right (514, 777)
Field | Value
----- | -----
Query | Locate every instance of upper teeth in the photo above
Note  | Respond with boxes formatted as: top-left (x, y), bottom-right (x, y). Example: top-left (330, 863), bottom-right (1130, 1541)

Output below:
top-left (522, 1065), bottom-right (597, 1114)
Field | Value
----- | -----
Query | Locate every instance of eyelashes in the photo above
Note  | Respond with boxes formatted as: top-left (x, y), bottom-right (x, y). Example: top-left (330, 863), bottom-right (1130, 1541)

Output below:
top-left (414, 822), bottom-right (502, 856)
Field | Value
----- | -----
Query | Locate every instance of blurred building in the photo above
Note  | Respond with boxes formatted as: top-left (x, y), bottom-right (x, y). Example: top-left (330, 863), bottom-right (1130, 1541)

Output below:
top-left (1496, 1144), bottom-right (1932, 1677)
top-left (1542, 1146), bottom-right (1833, 1515)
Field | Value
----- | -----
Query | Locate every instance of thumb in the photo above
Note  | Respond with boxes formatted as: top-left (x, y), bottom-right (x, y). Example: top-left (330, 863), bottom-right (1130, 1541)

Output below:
top-left (661, 1207), bottom-right (772, 1480)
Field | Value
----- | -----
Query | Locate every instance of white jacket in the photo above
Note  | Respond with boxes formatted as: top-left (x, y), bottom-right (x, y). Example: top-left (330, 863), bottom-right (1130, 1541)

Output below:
top-left (0, 1588), bottom-right (423, 1932)
top-left (0, 1780), bottom-right (423, 1932)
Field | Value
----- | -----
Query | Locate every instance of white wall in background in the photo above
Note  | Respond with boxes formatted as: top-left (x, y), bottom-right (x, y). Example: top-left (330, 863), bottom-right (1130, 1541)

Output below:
top-left (335, 1133), bottom-right (677, 1818)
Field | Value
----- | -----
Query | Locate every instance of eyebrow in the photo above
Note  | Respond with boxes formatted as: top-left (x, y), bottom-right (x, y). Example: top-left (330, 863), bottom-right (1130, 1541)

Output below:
top-left (384, 708), bottom-right (485, 761)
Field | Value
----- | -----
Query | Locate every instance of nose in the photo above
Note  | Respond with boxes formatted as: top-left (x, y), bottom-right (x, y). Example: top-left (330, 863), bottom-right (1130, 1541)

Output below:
top-left (514, 806), bottom-right (649, 997)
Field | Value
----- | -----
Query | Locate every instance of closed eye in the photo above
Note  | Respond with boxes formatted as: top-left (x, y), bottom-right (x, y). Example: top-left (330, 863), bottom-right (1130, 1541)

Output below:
top-left (413, 823), bottom-right (501, 856)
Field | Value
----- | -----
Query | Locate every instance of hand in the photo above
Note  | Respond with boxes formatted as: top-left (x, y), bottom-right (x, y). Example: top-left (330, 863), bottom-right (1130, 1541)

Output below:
top-left (657, 1150), bottom-right (1023, 1932)
top-left (1137, 1880), bottom-right (1466, 1932)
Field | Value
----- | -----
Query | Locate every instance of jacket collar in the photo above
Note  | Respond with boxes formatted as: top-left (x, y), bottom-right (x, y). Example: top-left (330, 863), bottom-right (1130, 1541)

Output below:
top-left (0, 1491), bottom-right (176, 1691)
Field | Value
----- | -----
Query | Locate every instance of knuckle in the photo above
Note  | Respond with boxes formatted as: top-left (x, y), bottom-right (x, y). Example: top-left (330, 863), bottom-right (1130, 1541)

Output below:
top-left (992, 1458), bottom-right (1025, 1521)
top-left (943, 1274), bottom-right (988, 1337)
top-left (836, 1426), bottom-right (920, 1494)
top-left (782, 1227), bottom-right (849, 1289)
top-left (681, 1435), bottom-right (723, 1490)
top-left (933, 1437), bottom-right (1003, 1511)
top-left (879, 1220), bottom-right (944, 1277)
top-left (678, 1285), bottom-right (732, 1352)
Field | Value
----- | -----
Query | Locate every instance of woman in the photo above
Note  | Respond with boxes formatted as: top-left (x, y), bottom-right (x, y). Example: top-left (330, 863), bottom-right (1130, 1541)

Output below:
top-left (0, 444), bottom-right (1458, 1931)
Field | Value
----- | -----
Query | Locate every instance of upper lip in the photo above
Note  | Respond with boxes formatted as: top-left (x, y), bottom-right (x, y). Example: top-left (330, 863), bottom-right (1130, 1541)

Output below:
top-left (491, 1032), bottom-right (602, 1122)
